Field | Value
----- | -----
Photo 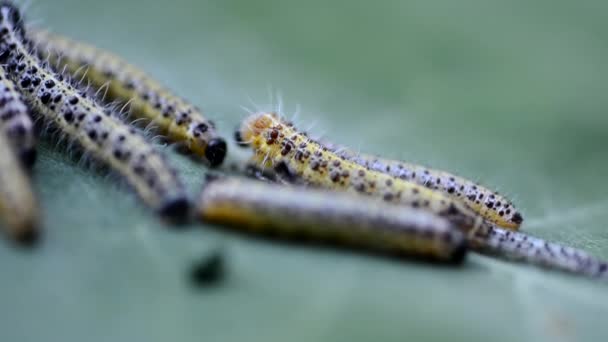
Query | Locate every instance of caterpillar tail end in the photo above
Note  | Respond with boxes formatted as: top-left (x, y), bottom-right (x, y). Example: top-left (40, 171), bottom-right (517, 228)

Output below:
top-left (205, 138), bottom-right (227, 168)
top-left (158, 197), bottom-right (192, 224)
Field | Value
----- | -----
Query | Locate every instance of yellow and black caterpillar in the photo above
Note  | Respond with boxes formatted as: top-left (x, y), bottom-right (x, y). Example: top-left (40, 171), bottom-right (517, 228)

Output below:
top-left (236, 112), bottom-right (483, 232)
top-left (33, 30), bottom-right (227, 167)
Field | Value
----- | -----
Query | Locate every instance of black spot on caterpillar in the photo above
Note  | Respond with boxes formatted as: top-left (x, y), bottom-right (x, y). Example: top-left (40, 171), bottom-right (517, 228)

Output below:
top-left (0, 127), bottom-right (39, 245)
top-left (32, 30), bottom-right (227, 167)
top-left (323, 142), bottom-right (523, 230)
top-left (0, 62), bottom-right (35, 168)
top-left (471, 225), bottom-right (608, 281)
top-left (198, 177), bottom-right (468, 263)
top-left (0, 2), bottom-right (190, 221)
top-left (237, 112), bottom-right (484, 233)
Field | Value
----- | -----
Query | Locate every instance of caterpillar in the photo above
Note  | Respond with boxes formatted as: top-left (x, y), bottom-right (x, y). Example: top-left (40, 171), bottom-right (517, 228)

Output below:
top-left (236, 112), bottom-right (484, 232)
top-left (470, 225), bottom-right (608, 281)
top-left (31, 30), bottom-right (227, 167)
top-left (197, 176), bottom-right (468, 263)
top-left (0, 2), bottom-right (190, 220)
top-left (0, 128), bottom-right (39, 244)
top-left (324, 142), bottom-right (523, 230)
top-left (0, 65), bottom-right (36, 167)
top-left (236, 110), bottom-right (521, 229)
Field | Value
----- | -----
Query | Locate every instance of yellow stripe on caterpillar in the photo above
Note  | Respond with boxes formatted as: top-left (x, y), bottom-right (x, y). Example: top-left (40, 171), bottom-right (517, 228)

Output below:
top-left (198, 176), bottom-right (468, 263)
top-left (32, 30), bottom-right (227, 167)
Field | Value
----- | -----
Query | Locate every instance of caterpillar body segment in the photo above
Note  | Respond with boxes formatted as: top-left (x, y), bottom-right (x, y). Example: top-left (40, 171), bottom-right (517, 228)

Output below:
top-left (0, 3), bottom-right (190, 220)
top-left (32, 30), bottom-right (227, 167)
top-left (327, 143), bottom-right (523, 230)
top-left (0, 65), bottom-right (36, 167)
top-left (198, 177), bottom-right (468, 263)
top-left (0, 129), bottom-right (39, 244)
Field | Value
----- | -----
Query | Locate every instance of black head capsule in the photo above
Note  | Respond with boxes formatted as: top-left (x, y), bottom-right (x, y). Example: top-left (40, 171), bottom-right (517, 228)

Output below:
top-left (205, 137), bottom-right (227, 167)
top-left (158, 196), bottom-right (192, 224)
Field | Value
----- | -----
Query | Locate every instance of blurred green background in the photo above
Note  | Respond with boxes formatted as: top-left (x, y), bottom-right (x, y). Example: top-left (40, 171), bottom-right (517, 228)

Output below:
top-left (1, 0), bottom-right (608, 341)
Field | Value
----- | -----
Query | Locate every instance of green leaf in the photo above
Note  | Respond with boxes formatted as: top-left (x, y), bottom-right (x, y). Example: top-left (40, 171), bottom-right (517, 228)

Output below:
top-left (2, 0), bottom-right (608, 341)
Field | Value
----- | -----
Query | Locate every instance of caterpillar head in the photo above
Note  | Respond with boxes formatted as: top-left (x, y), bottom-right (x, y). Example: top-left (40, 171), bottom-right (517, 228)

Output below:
top-left (236, 112), bottom-right (280, 148)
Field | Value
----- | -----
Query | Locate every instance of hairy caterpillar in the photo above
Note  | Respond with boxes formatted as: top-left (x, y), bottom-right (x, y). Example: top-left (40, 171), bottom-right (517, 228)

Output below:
top-left (31, 30), bottom-right (227, 167)
top-left (323, 142), bottom-right (523, 229)
top-left (198, 177), bottom-right (468, 263)
top-left (0, 2), bottom-right (190, 220)
top-left (471, 225), bottom-right (608, 281)
top-left (0, 65), bottom-right (35, 167)
top-left (236, 109), bottom-right (521, 229)
top-left (236, 112), bottom-right (484, 232)
top-left (0, 128), bottom-right (39, 244)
